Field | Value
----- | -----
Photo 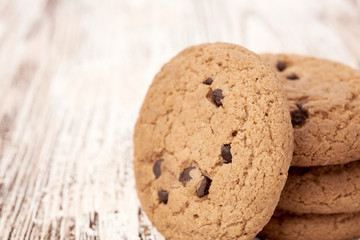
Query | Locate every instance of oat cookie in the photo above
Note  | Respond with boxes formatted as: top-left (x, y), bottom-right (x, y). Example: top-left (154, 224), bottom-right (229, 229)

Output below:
top-left (262, 54), bottom-right (360, 166)
top-left (259, 210), bottom-right (360, 240)
top-left (278, 160), bottom-right (360, 214)
top-left (134, 43), bottom-right (293, 239)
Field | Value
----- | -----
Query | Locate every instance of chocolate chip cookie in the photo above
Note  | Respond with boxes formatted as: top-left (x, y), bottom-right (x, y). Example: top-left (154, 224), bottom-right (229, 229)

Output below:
top-left (134, 43), bottom-right (293, 239)
top-left (259, 210), bottom-right (360, 240)
top-left (261, 54), bottom-right (360, 166)
top-left (277, 160), bottom-right (360, 214)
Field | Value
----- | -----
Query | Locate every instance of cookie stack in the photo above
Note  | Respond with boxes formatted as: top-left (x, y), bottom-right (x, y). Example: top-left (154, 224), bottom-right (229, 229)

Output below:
top-left (258, 54), bottom-right (360, 240)
top-left (133, 43), bottom-right (360, 240)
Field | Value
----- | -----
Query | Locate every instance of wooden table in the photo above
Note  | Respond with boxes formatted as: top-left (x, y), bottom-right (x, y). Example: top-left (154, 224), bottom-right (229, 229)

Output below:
top-left (0, 0), bottom-right (359, 239)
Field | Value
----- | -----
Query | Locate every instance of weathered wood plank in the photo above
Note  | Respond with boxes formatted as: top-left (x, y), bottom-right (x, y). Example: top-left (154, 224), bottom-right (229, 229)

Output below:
top-left (0, 0), bottom-right (359, 239)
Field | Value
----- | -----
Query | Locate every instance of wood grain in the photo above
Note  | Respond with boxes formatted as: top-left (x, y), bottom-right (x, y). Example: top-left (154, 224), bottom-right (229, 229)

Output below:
top-left (0, 0), bottom-right (359, 239)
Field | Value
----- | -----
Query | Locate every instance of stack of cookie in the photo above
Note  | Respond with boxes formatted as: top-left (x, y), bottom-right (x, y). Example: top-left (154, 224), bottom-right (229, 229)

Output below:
top-left (133, 43), bottom-right (360, 240)
top-left (258, 54), bottom-right (360, 240)
top-left (134, 43), bottom-right (294, 240)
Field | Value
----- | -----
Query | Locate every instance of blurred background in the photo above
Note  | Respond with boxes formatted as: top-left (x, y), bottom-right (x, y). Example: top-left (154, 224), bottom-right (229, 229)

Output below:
top-left (0, 0), bottom-right (359, 239)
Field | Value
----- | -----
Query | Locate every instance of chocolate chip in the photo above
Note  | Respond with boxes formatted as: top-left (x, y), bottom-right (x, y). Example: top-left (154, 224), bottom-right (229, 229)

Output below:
top-left (203, 78), bottom-right (213, 85)
top-left (276, 60), bottom-right (286, 71)
top-left (158, 190), bottom-right (168, 204)
top-left (286, 73), bottom-right (299, 80)
top-left (153, 159), bottom-right (164, 179)
top-left (179, 167), bottom-right (195, 186)
top-left (221, 144), bottom-right (232, 163)
top-left (232, 131), bottom-right (238, 137)
top-left (197, 176), bottom-right (212, 197)
top-left (291, 109), bottom-right (309, 126)
top-left (212, 89), bottom-right (223, 107)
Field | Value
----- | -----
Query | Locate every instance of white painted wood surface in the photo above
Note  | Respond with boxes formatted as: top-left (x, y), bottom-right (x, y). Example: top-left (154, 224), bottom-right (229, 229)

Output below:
top-left (0, 0), bottom-right (359, 239)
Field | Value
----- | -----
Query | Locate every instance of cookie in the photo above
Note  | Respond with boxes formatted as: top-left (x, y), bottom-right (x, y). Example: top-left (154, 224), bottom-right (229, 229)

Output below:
top-left (259, 210), bottom-right (360, 240)
top-left (261, 54), bottom-right (360, 166)
top-left (277, 160), bottom-right (360, 214)
top-left (134, 43), bottom-right (293, 239)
